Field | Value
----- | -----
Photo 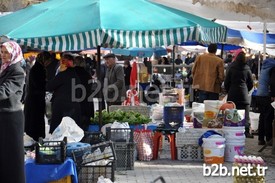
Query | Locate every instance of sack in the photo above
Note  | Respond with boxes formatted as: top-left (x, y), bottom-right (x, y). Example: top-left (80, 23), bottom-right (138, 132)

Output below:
top-left (49, 116), bottom-right (84, 143)
top-left (207, 101), bottom-right (236, 128)
top-left (134, 129), bottom-right (153, 161)
top-left (224, 109), bottom-right (246, 127)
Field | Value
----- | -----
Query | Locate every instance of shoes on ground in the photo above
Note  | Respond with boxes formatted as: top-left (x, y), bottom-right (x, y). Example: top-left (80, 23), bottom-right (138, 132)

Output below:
top-left (258, 140), bottom-right (266, 145)
top-left (245, 132), bottom-right (254, 138)
top-left (266, 140), bottom-right (273, 146)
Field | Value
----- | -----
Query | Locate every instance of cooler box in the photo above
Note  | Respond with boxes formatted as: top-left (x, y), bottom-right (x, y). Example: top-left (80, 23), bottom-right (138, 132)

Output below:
top-left (163, 106), bottom-right (184, 130)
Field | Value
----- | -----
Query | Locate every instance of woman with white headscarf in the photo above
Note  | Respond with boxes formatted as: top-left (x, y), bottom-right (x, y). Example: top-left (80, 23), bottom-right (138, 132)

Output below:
top-left (0, 41), bottom-right (26, 183)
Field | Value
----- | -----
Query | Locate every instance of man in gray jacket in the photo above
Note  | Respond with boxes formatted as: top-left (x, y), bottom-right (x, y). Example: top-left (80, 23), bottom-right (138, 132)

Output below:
top-left (103, 53), bottom-right (126, 110)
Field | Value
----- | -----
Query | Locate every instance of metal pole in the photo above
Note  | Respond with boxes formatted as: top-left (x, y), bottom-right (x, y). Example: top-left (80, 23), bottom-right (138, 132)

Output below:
top-left (97, 45), bottom-right (102, 129)
top-left (172, 45), bottom-right (175, 87)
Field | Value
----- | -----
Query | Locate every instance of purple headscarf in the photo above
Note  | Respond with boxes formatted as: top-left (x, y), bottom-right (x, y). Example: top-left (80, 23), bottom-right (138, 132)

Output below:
top-left (0, 41), bottom-right (23, 73)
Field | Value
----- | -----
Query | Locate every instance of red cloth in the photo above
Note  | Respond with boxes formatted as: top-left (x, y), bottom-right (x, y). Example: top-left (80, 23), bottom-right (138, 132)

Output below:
top-left (130, 61), bottom-right (137, 88)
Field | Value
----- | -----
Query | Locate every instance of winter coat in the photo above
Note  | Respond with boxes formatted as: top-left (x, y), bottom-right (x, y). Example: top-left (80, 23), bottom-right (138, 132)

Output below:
top-left (192, 53), bottom-right (224, 94)
top-left (24, 61), bottom-right (46, 141)
top-left (0, 62), bottom-right (26, 183)
top-left (224, 60), bottom-right (253, 107)
top-left (256, 58), bottom-right (275, 97)
top-left (74, 66), bottom-right (94, 131)
top-left (46, 67), bottom-right (82, 133)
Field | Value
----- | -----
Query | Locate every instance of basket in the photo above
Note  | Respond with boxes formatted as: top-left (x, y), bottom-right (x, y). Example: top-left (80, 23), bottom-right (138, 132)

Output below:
top-left (35, 138), bottom-right (66, 164)
top-left (109, 105), bottom-right (150, 117)
top-left (177, 144), bottom-right (203, 161)
top-left (176, 128), bottom-right (209, 147)
top-left (106, 127), bottom-right (134, 142)
top-left (49, 176), bottom-right (72, 183)
top-left (72, 141), bottom-right (115, 183)
top-left (81, 131), bottom-right (105, 145)
top-left (114, 142), bottom-right (136, 170)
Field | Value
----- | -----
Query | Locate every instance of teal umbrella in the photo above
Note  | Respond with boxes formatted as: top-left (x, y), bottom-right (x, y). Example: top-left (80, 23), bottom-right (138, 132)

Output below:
top-left (0, 0), bottom-right (227, 51)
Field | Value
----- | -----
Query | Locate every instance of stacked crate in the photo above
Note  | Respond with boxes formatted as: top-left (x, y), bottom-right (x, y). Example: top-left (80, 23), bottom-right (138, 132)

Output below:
top-left (176, 128), bottom-right (207, 161)
top-left (72, 141), bottom-right (115, 183)
top-left (106, 127), bottom-right (136, 170)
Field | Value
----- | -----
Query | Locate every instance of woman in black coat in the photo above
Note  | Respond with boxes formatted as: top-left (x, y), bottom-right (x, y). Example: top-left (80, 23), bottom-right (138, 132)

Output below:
top-left (224, 51), bottom-right (254, 138)
top-left (0, 41), bottom-right (26, 183)
top-left (74, 56), bottom-right (94, 131)
top-left (46, 53), bottom-right (82, 133)
top-left (24, 51), bottom-right (51, 141)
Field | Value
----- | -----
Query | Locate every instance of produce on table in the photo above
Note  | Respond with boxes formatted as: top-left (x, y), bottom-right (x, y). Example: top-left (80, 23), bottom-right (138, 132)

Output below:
top-left (90, 109), bottom-right (151, 125)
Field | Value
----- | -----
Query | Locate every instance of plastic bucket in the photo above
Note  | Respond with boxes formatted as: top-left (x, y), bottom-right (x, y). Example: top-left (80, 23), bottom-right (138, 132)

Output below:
top-left (204, 100), bottom-right (223, 118)
top-left (203, 100), bottom-right (223, 127)
top-left (202, 136), bottom-right (226, 164)
top-left (222, 126), bottom-right (245, 140)
top-left (225, 140), bottom-right (245, 162)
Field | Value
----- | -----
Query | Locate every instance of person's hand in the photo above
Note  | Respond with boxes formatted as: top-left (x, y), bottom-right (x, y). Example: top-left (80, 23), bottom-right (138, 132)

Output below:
top-left (59, 63), bottom-right (67, 72)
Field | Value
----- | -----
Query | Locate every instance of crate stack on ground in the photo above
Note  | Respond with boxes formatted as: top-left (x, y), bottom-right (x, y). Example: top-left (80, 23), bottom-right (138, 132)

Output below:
top-left (176, 128), bottom-right (208, 161)
top-left (72, 141), bottom-right (116, 183)
top-left (106, 127), bottom-right (136, 170)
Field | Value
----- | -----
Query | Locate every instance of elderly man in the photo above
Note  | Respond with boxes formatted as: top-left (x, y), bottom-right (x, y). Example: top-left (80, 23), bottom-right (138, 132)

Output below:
top-left (192, 43), bottom-right (225, 103)
top-left (103, 53), bottom-right (126, 109)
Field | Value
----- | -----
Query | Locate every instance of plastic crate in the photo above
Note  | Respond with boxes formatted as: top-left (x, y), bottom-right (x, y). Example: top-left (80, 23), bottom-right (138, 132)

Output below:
top-left (66, 142), bottom-right (91, 158)
top-left (78, 162), bottom-right (115, 183)
top-left (81, 131), bottom-right (105, 145)
top-left (176, 128), bottom-right (209, 147)
top-left (177, 144), bottom-right (203, 161)
top-left (72, 141), bottom-right (115, 183)
top-left (49, 176), bottom-right (72, 183)
top-left (35, 138), bottom-right (66, 164)
top-left (163, 106), bottom-right (184, 130)
top-left (106, 127), bottom-right (134, 142)
top-left (114, 142), bottom-right (135, 170)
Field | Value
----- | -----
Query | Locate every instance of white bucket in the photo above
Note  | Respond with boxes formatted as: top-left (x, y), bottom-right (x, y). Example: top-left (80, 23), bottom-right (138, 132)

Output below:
top-left (225, 140), bottom-right (245, 162)
top-left (222, 126), bottom-right (245, 140)
top-left (203, 100), bottom-right (223, 127)
top-left (202, 136), bottom-right (226, 164)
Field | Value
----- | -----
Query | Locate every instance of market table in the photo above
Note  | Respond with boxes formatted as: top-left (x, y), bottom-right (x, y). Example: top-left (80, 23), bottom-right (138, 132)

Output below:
top-left (25, 158), bottom-right (78, 183)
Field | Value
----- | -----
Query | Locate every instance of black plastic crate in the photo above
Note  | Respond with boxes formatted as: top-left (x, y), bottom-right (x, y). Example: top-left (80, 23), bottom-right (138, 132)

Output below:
top-left (114, 142), bottom-right (135, 170)
top-left (81, 131), bottom-right (105, 145)
top-left (72, 141), bottom-right (116, 183)
top-left (106, 127), bottom-right (134, 142)
top-left (35, 138), bottom-right (66, 164)
top-left (78, 161), bottom-right (115, 183)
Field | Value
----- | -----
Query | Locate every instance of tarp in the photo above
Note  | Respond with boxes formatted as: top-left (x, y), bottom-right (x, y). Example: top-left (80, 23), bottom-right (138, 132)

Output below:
top-left (0, 0), bottom-right (227, 51)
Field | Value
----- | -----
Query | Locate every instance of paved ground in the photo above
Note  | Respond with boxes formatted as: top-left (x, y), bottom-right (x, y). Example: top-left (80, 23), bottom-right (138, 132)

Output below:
top-left (115, 136), bottom-right (275, 183)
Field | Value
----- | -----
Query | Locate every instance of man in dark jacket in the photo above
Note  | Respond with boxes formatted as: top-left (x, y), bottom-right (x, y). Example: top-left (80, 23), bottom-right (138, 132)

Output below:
top-left (256, 58), bottom-right (275, 145)
top-left (103, 53), bottom-right (126, 110)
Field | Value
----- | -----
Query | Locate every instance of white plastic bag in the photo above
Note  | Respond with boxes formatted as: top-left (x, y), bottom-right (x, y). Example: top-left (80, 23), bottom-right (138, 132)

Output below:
top-left (24, 133), bottom-right (36, 147)
top-left (49, 116), bottom-right (84, 143)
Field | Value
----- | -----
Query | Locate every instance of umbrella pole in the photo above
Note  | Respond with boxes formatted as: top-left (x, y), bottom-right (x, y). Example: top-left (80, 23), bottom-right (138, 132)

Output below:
top-left (172, 45), bottom-right (176, 87)
top-left (97, 45), bottom-right (103, 130)
top-left (221, 44), bottom-right (224, 59)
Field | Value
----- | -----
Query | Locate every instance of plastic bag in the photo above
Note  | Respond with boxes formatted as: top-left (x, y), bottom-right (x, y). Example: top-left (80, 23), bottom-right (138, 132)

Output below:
top-left (49, 116), bottom-right (84, 143)
top-left (134, 130), bottom-right (153, 161)
top-left (110, 121), bottom-right (131, 142)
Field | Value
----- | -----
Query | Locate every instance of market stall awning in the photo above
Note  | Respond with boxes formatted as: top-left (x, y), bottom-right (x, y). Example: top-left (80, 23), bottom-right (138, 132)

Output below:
top-left (0, 0), bottom-right (227, 51)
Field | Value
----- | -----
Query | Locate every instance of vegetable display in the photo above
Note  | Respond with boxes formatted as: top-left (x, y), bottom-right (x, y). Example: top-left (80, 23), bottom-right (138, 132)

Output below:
top-left (90, 109), bottom-right (151, 125)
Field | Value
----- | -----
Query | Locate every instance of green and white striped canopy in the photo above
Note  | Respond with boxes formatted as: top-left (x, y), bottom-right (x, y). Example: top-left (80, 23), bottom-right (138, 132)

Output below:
top-left (0, 0), bottom-right (227, 51)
